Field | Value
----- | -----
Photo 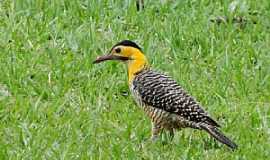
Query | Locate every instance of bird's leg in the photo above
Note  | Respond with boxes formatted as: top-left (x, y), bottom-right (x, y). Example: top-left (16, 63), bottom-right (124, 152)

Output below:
top-left (168, 128), bottom-right (174, 141)
top-left (136, 0), bottom-right (144, 11)
top-left (151, 122), bottom-right (162, 141)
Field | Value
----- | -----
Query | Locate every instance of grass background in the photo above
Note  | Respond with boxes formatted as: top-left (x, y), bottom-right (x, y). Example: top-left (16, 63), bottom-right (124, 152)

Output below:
top-left (0, 0), bottom-right (269, 159)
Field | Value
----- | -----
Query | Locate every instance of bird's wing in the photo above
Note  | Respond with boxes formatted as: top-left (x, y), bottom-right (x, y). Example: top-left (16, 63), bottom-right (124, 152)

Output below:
top-left (133, 69), bottom-right (220, 127)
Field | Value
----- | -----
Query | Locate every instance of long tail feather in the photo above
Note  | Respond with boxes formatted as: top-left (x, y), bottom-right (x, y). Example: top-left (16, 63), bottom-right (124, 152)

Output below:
top-left (200, 124), bottom-right (238, 150)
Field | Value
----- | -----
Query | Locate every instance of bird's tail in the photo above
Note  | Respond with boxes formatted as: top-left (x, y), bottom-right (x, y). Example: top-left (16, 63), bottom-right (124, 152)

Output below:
top-left (200, 124), bottom-right (238, 150)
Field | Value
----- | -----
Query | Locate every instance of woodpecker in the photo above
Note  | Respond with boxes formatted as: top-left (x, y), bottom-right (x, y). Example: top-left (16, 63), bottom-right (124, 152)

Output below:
top-left (93, 40), bottom-right (238, 150)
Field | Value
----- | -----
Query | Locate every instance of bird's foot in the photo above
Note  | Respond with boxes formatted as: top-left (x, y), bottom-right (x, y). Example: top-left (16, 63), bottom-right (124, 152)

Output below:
top-left (151, 135), bottom-right (159, 142)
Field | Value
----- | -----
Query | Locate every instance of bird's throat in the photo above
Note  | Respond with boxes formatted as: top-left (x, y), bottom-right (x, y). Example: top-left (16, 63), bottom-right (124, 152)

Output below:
top-left (128, 59), bottom-right (148, 84)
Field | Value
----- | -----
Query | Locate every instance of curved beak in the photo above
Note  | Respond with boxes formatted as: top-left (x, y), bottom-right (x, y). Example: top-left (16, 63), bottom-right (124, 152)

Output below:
top-left (93, 54), bottom-right (129, 64)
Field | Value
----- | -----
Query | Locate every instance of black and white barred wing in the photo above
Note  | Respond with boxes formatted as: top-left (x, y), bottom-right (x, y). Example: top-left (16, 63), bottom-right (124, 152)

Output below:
top-left (132, 69), bottom-right (220, 127)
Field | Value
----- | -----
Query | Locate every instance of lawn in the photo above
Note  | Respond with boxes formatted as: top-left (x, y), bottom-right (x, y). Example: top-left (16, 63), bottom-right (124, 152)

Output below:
top-left (0, 0), bottom-right (269, 159)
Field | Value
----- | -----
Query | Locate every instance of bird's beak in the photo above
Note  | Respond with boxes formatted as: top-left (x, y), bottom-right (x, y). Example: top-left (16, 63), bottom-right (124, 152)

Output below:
top-left (93, 54), bottom-right (129, 64)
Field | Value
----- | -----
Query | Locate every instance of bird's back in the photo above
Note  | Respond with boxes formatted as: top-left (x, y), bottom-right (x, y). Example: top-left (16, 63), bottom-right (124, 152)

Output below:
top-left (130, 69), bottom-right (220, 129)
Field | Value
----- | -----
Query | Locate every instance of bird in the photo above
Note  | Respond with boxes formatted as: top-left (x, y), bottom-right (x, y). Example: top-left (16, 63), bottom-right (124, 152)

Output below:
top-left (93, 40), bottom-right (238, 150)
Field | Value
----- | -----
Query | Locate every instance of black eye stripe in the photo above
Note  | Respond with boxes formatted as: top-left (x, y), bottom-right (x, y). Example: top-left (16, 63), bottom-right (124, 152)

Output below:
top-left (115, 48), bottom-right (121, 53)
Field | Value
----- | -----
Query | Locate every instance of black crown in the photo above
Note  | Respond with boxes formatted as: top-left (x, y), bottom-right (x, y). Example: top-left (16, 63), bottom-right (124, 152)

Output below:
top-left (113, 40), bottom-right (142, 51)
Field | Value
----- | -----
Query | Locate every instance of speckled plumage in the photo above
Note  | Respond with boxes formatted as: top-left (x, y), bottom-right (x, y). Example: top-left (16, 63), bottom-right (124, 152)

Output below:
top-left (130, 69), bottom-right (237, 149)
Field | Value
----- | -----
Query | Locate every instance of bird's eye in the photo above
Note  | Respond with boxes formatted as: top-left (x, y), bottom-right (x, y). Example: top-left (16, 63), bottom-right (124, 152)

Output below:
top-left (115, 48), bottom-right (121, 53)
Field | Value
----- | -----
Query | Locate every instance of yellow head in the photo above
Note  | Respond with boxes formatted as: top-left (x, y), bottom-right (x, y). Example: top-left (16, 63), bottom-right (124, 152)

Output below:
top-left (93, 40), bottom-right (148, 83)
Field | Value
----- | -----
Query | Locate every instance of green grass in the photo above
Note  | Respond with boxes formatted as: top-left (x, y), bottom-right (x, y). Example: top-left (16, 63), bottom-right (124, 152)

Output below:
top-left (0, 0), bottom-right (270, 159)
